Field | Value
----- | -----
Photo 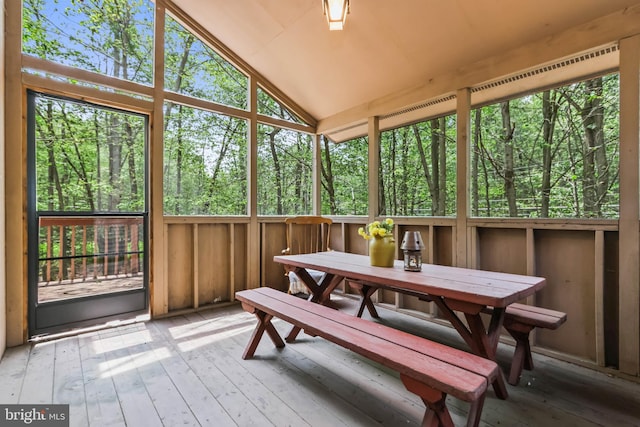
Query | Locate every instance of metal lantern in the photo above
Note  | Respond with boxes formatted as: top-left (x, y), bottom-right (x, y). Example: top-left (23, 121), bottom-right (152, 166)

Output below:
top-left (400, 231), bottom-right (425, 271)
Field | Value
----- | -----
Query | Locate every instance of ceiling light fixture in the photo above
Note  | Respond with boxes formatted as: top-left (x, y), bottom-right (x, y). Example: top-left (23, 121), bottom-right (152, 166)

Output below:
top-left (323, 0), bottom-right (350, 31)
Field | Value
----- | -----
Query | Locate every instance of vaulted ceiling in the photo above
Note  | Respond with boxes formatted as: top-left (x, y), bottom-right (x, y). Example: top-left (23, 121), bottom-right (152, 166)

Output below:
top-left (171, 0), bottom-right (640, 138)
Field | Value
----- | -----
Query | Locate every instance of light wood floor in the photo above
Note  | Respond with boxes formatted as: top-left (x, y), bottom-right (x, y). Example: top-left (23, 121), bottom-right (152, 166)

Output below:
top-left (1, 296), bottom-right (639, 427)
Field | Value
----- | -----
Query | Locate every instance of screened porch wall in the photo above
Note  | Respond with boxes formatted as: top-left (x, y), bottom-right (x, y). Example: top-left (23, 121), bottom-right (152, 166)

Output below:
top-left (6, 0), bottom-right (640, 382)
top-left (163, 216), bottom-right (620, 372)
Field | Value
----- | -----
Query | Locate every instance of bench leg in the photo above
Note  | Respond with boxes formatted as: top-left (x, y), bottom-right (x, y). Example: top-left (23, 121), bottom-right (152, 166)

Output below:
top-left (464, 312), bottom-right (509, 400)
top-left (400, 374), bottom-right (458, 427)
top-left (285, 325), bottom-right (302, 343)
top-left (243, 311), bottom-right (285, 360)
top-left (465, 395), bottom-right (486, 427)
top-left (504, 323), bottom-right (535, 386)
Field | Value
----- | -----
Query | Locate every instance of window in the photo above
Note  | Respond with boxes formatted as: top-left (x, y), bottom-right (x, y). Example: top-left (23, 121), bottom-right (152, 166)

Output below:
top-left (379, 114), bottom-right (457, 216)
top-left (257, 125), bottom-right (313, 215)
top-left (321, 136), bottom-right (368, 216)
top-left (164, 104), bottom-right (247, 215)
top-left (471, 74), bottom-right (619, 218)
top-left (23, 0), bottom-right (154, 86)
top-left (33, 93), bottom-right (146, 212)
top-left (165, 15), bottom-right (248, 110)
top-left (257, 87), bottom-right (305, 124)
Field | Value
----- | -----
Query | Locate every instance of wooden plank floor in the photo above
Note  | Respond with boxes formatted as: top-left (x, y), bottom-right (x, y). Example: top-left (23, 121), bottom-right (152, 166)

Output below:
top-left (1, 295), bottom-right (639, 426)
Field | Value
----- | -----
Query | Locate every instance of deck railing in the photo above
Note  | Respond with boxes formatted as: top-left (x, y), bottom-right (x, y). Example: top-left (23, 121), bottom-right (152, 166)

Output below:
top-left (38, 216), bottom-right (144, 284)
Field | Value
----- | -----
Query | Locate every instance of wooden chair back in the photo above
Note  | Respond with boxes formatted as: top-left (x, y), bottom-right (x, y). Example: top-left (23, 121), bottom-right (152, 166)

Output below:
top-left (282, 216), bottom-right (332, 256)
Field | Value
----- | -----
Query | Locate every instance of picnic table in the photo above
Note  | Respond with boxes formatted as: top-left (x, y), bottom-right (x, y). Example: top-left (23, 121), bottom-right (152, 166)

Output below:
top-left (273, 251), bottom-right (547, 399)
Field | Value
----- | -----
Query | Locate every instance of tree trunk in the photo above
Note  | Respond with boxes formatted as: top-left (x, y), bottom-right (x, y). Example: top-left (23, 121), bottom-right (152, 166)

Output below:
top-left (430, 119), bottom-right (440, 215)
top-left (125, 118), bottom-right (138, 206)
top-left (108, 39), bottom-right (123, 211)
top-left (268, 128), bottom-right (283, 214)
top-left (38, 101), bottom-right (65, 211)
top-left (540, 90), bottom-right (557, 218)
top-left (399, 128), bottom-right (410, 215)
top-left (175, 105), bottom-right (184, 214)
top-left (501, 101), bottom-right (517, 216)
top-left (95, 115), bottom-right (102, 210)
top-left (437, 117), bottom-right (447, 215)
top-left (164, 34), bottom-right (195, 130)
top-left (378, 140), bottom-right (386, 216)
top-left (292, 133), bottom-right (308, 213)
top-left (580, 77), bottom-right (608, 217)
top-left (412, 124), bottom-right (434, 213)
top-left (472, 110), bottom-right (480, 216)
top-left (566, 133), bottom-right (582, 217)
top-left (320, 136), bottom-right (337, 214)
top-left (206, 118), bottom-right (237, 209)
top-left (390, 131), bottom-right (398, 215)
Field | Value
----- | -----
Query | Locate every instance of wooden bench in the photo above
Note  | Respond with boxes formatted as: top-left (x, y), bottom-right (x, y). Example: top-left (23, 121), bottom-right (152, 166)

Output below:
top-left (236, 287), bottom-right (499, 427)
top-left (349, 281), bottom-right (567, 386)
top-left (482, 303), bottom-right (567, 386)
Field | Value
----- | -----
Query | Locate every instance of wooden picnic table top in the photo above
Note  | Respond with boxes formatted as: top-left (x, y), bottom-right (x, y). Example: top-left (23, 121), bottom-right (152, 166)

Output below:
top-left (274, 251), bottom-right (546, 308)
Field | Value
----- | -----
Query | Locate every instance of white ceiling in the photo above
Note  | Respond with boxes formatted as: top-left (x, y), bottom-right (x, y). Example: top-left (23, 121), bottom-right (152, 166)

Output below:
top-left (171, 0), bottom-right (640, 129)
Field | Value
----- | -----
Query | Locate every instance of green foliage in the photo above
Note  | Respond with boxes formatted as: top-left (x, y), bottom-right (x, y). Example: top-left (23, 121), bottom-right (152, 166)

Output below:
top-left (164, 15), bottom-right (248, 109)
top-left (257, 125), bottom-right (313, 215)
top-left (257, 87), bottom-right (304, 124)
top-left (34, 94), bottom-right (146, 213)
top-left (379, 114), bottom-right (457, 216)
top-left (321, 137), bottom-right (368, 215)
top-left (23, 0), bottom-right (154, 84)
top-left (23, 1), bottom-right (621, 220)
top-left (472, 75), bottom-right (619, 218)
top-left (163, 105), bottom-right (247, 215)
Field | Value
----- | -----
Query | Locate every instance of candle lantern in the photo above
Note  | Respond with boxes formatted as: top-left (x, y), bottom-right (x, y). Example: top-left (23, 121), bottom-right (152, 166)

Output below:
top-left (400, 231), bottom-right (425, 271)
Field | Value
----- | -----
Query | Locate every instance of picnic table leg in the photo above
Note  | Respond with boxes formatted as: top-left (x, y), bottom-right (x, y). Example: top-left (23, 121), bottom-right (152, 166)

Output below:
top-left (242, 309), bottom-right (285, 359)
top-left (293, 268), bottom-right (341, 305)
top-left (349, 281), bottom-right (380, 318)
top-left (465, 312), bottom-right (509, 400)
top-left (431, 298), bottom-right (508, 399)
top-left (285, 273), bottom-right (344, 342)
top-left (433, 301), bottom-right (481, 354)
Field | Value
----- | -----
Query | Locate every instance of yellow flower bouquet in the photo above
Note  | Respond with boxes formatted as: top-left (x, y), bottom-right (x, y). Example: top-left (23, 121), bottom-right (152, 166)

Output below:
top-left (358, 218), bottom-right (394, 240)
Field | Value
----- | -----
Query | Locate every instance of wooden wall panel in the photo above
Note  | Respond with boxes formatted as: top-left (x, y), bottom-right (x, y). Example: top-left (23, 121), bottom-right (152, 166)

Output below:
top-left (477, 228), bottom-right (527, 274)
top-left (261, 223), bottom-right (289, 291)
top-left (158, 218), bottom-right (618, 374)
top-left (167, 224), bottom-right (194, 311)
top-left (434, 226), bottom-right (453, 266)
top-left (329, 225), bottom-right (344, 252)
top-left (397, 294), bottom-right (431, 313)
top-left (197, 224), bottom-right (230, 304)
top-left (347, 223), bottom-right (368, 255)
top-left (535, 230), bottom-right (596, 362)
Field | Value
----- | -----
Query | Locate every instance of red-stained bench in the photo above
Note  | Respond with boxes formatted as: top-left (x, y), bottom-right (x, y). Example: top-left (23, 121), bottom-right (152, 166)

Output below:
top-left (236, 287), bottom-right (499, 427)
top-left (349, 281), bottom-right (567, 386)
top-left (482, 304), bottom-right (567, 385)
